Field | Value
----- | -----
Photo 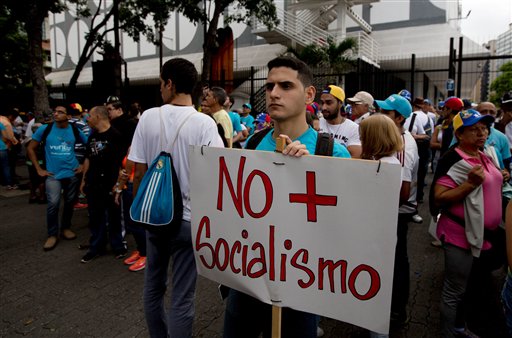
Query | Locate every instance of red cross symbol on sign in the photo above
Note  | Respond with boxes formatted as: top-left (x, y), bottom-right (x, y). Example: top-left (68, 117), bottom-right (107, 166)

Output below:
top-left (288, 171), bottom-right (338, 222)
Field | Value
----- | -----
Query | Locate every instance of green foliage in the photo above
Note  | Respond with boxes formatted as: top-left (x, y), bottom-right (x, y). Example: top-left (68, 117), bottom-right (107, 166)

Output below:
top-left (286, 37), bottom-right (358, 73)
top-left (490, 61), bottom-right (512, 107)
top-left (0, 4), bottom-right (30, 89)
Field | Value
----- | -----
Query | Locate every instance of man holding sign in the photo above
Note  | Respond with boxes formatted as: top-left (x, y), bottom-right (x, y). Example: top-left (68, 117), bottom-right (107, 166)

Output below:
top-left (222, 56), bottom-right (351, 338)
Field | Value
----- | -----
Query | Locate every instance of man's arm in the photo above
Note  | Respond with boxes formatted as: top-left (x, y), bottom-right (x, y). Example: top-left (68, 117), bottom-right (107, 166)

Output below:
top-left (80, 158), bottom-right (90, 194)
top-left (133, 162), bottom-right (148, 196)
top-left (27, 139), bottom-right (51, 177)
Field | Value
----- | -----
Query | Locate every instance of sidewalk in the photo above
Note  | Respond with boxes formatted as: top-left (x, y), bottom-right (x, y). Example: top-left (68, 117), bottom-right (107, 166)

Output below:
top-left (0, 169), bottom-right (506, 337)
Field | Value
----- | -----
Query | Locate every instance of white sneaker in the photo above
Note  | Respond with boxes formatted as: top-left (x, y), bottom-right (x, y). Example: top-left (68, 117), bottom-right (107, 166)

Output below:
top-left (317, 327), bottom-right (324, 337)
top-left (412, 214), bottom-right (423, 223)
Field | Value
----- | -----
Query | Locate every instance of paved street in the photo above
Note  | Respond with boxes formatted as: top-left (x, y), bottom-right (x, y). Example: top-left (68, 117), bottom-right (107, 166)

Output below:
top-left (0, 167), bottom-right (507, 337)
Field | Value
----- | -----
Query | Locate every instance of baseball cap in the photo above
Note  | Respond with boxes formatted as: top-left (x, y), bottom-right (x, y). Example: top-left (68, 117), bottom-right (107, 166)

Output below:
top-left (424, 99), bottom-right (432, 105)
top-left (106, 96), bottom-right (121, 104)
top-left (502, 92), bottom-right (512, 105)
top-left (347, 91), bottom-right (374, 106)
top-left (375, 94), bottom-right (413, 118)
top-left (462, 99), bottom-right (472, 109)
top-left (444, 97), bottom-right (464, 111)
top-left (243, 103), bottom-right (252, 109)
top-left (453, 109), bottom-right (494, 132)
top-left (398, 89), bottom-right (412, 102)
top-left (322, 85), bottom-right (345, 102)
top-left (69, 103), bottom-right (83, 113)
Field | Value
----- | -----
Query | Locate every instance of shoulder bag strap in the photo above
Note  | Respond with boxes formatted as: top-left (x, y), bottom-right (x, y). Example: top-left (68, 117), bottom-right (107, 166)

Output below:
top-left (408, 113), bottom-right (417, 133)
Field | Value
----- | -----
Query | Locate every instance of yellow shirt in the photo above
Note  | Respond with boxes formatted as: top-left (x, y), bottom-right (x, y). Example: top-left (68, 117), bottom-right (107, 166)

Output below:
top-left (213, 109), bottom-right (233, 148)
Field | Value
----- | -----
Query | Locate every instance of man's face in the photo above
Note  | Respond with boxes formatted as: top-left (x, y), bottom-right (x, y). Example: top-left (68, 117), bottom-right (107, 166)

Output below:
top-left (379, 110), bottom-right (403, 128)
top-left (106, 103), bottom-right (120, 120)
top-left (86, 109), bottom-right (98, 128)
top-left (320, 93), bottom-right (341, 121)
top-left (265, 66), bottom-right (311, 122)
top-left (52, 106), bottom-right (68, 122)
top-left (201, 97), bottom-right (211, 115)
top-left (204, 90), bottom-right (217, 109)
top-left (351, 102), bottom-right (367, 119)
top-left (478, 102), bottom-right (497, 118)
top-left (242, 106), bottom-right (251, 116)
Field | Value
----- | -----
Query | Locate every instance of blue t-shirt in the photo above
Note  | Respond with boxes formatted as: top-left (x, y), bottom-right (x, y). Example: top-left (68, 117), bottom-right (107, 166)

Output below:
top-left (229, 111), bottom-right (243, 136)
top-left (250, 127), bottom-right (351, 158)
top-left (0, 123), bottom-right (7, 151)
top-left (32, 124), bottom-right (88, 179)
top-left (487, 127), bottom-right (511, 169)
top-left (240, 115), bottom-right (255, 135)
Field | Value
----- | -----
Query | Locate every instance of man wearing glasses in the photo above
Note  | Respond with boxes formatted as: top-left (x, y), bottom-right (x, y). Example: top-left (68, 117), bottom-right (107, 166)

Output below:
top-left (27, 106), bottom-right (88, 251)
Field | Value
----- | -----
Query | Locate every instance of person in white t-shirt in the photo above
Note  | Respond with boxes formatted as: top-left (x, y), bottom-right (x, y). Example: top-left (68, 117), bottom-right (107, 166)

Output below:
top-left (319, 85), bottom-right (362, 158)
top-left (128, 58), bottom-right (224, 338)
top-left (375, 94), bottom-right (419, 328)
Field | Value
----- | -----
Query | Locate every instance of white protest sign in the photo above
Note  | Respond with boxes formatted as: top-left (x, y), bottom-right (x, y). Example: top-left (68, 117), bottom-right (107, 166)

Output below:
top-left (190, 146), bottom-right (401, 334)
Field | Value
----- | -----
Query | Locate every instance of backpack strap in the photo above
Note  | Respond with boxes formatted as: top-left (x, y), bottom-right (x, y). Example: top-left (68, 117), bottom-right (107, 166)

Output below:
top-left (245, 128), bottom-right (272, 150)
top-left (159, 106), bottom-right (196, 153)
top-left (408, 113), bottom-right (417, 133)
top-left (40, 122), bottom-right (54, 144)
top-left (315, 132), bottom-right (334, 156)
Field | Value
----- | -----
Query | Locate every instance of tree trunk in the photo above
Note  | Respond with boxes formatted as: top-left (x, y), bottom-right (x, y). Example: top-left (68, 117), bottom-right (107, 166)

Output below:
top-left (26, 5), bottom-right (50, 120)
top-left (201, 1), bottom-right (223, 84)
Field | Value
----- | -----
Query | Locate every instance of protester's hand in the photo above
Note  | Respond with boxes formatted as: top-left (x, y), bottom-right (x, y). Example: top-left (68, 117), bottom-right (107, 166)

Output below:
top-left (36, 168), bottom-right (52, 177)
top-left (466, 165), bottom-right (485, 187)
top-left (279, 134), bottom-right (309, 157)
top-left (502, 169), bottom-right (510, 182)
top-left (74, 165), bottom-right (83, 175)
top-left (114, 191), bottom-right (122, 205)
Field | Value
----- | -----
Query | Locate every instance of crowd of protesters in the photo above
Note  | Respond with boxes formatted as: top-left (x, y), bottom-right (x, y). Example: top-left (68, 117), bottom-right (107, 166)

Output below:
top-left (2, 54), bottom-right (512, 338)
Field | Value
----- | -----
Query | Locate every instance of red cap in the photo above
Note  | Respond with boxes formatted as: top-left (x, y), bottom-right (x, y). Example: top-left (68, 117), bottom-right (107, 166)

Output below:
top-left (444, 97), bottom-right (463, 111)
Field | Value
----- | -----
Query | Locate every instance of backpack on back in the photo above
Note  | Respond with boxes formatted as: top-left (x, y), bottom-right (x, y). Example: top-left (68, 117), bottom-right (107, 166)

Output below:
top-left (130, 109), bottom-right (194, 233)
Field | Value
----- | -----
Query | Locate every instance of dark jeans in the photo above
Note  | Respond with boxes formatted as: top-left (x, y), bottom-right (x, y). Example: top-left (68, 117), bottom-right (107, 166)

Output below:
top-left (143, 220), bottom-right (197, 338)
top-left (86, 187), bottom-right (125, 254)
top-left (46, 175), bottom-right (79, 236)
top-left (0, 149), bottom-right (12, 185)
top-left (223, 289), bottom-right (317, 338)
top-left (391, 213), bottom-right (412, 320)
top-left (122, 183), bottom-right (146, 256)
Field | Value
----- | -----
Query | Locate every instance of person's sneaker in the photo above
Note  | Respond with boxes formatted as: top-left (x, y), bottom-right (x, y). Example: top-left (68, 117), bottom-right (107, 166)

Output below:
top-left (61, 229), bottom-right (77, 240)
top-left (431, 239), bottom-right (442, 247)
top-left (453, 328), bottom-right (480, 338)
top-left (412, 214), bottom-right (423, 223)
top-left (124, 250), bottom-right (141, 265)
top-left (43, 236), bottom-right (58, 251)
top-left (129, 257), bottom-right (146, 272)
top-left (81, 252), bottom-right (98, 263)
top-left (73, 202), bottom-right (88, 210)
top-left (114, 248), bottom-right (128, 259)
top-left (7, 185), bottom-right (18, 190)
top-left (316, 326), bottom-right (325, 337)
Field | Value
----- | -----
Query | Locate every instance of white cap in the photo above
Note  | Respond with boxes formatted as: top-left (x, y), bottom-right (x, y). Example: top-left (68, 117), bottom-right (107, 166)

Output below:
top-left (347, 91), bottom-right (374, 106)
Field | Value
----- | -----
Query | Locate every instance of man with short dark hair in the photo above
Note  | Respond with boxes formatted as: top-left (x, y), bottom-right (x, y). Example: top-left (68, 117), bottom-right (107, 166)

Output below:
top-left (128, 58), bottom-right (223, 337)
top-left (27, 106), bottom-right (88, 251)
top-left (105, 96), bottom-right (137, 156)
top-left (223, 56), bottom-right (350, 338)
